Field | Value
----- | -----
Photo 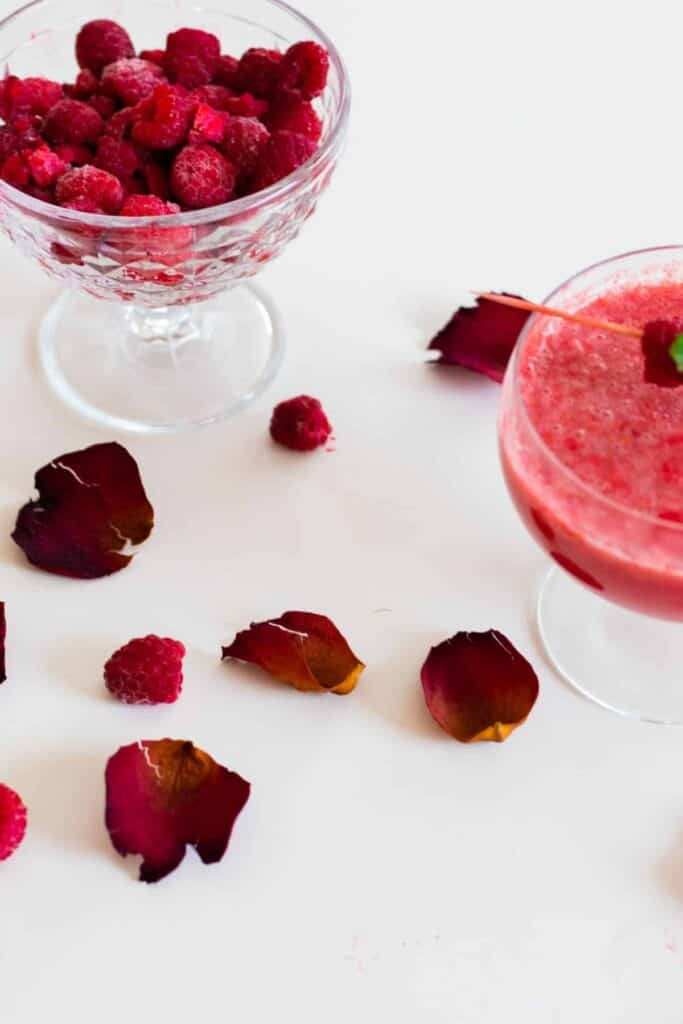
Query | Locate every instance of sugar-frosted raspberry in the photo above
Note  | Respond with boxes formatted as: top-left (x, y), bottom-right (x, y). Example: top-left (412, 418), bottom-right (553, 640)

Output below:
top-left (236, 48), bottom-right (283, 98)
top-left (71, 69), bottom-right (99, 98)
top-left (103, 106), bottom-right (134, 139)
top-left (130, 84), bottom-right (193, 149)
top-left (214, 54), bottom-right (239, 88)
top-left (55, 164), bottom-right (125, 214)
top-left (220, 116), bottom-right (269, 175)
top-left (191, 84), bottom-right (235, 110)
top-left (163, 28), bottom-right (220, 88)
top-left (0, 75), bottom-right (63, 119)
top-left (139, 49), bottom-right (166, 67)
top-left (94, 136), bottom-right (141, 188)
top-left (44, 99), bottom-right (104, 146)
top-left (101, 57), bottom-right (167, 107)
top-left (223, 92), bottom-right (269, 118)
top-left (0, 784), bottom-right (27, 861)
top-left (120, 194), bottom-right (180, 216)
top-left (0, 153), bottom-right (30, 188)
top-left (76, 20), bottom-right (135, 74)
top-left (54, 143), bottom-right (93, 166)
top-left (87, 94), bottom-right (118, 120)
top-left (170, 143), bottom-right (235, 208)
top-left (188, 102), bottom-right (227, 144)
top-left (61, 196), bottom-right (103, 212)
top-left (104, 634), bottom-right (185, 704)
top-left (27, 145), bottom-right (68, 187)
top-left (265, 95), bottom-right (322, 141)
top-left (278, 41), bottom-right (329, 100)
top-left (270, 395), bottom-right (332, 451)
top-left (248, 130), bottom-right (316, 192)
top-left (0, 119), bottom-right (42, 164)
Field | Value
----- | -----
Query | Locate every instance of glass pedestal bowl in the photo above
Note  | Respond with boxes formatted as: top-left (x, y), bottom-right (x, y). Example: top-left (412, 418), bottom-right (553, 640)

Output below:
top-left (0, 0), bottom-right (349, 433)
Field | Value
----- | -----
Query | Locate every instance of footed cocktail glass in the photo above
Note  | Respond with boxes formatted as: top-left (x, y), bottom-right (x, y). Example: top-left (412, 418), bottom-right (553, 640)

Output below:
top-left (0, 0), bottom-right (350, 433)
top-left (500, 246), bottom-right (683, 723)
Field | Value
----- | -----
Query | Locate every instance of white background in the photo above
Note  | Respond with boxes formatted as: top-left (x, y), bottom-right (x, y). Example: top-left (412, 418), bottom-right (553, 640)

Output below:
top-left (1, 0), bottom-right (683, 1020)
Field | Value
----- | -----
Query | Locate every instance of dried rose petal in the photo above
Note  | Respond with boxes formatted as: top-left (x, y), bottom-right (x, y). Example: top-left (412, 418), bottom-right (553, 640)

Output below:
top-left (428, 293), bottom-right (531, 383)
top-left (0, 603), bottom-right (5, 683)
top-left (12, 442), bottom-right (153, 579)
top-left (222, 611), bottom-right (365, 694)
top-left (421, 630), bottom-right (539, 742)
top-left (105, 739), bottom-right (250, 883)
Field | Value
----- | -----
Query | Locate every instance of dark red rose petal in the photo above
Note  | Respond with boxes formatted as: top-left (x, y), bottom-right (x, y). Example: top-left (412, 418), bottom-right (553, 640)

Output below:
top-left (421, 630), bottom-right (539, 742)
top-left (12, 442), bottom-right (154, 579)
top-left (105, 739), bottom-right (250, 883)
top-left (222, 611), bottom-right (365, 694)
top-left (641, 319), bottom-right (683, 388)
top-left (428, 293), bottom-right (531, 383)
top-left (551, 552), bottom-right (604, 591)
top-left (0, 603), bottom-right (5, 683)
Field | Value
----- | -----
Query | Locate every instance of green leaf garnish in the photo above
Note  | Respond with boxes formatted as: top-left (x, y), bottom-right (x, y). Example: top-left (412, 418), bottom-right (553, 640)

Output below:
top-left (669, 333), bottom-right (683, 373)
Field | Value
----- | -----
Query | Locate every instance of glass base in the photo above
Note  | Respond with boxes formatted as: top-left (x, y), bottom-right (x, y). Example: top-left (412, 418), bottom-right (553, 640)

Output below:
top-left (39, 284), bottom-right (285, 434)
top-left (538, 566), bottom-right (683, 724)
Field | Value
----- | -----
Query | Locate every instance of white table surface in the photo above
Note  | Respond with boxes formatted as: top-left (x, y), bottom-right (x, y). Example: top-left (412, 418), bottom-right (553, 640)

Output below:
top-left (2, 0), bottom-right (683, 1020)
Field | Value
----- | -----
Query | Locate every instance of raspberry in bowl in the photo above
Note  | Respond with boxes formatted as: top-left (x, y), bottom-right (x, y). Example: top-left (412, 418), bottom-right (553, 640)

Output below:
top-left (0, 1), bottom-right (350, 433)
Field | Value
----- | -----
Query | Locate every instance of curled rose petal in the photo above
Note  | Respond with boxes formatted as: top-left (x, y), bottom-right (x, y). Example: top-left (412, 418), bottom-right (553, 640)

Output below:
top-left (12, 442), bottom-right (153, 579)
top-left (105, 739), bottom-right (250, 883)
top-left (428, 293), bottom-right (531, 383)
top-left (222, 611), bottom-right (365, 694)
top-left (421, 630), bottom-right (539, 742)
top-left (0, 603), bottom-right (5, 683)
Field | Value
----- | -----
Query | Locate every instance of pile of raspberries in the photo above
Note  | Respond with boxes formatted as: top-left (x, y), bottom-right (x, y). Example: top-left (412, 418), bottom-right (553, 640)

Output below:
top-left (0, 20), bottom-right (329, 215)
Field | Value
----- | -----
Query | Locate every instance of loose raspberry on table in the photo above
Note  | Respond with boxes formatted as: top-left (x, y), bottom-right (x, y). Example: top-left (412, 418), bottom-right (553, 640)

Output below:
top-left (191, 84), bottom-right (236, 110)
top-left (27, 145), bottom-right (68, 188)
top-left (44, 99), bottom-right (104, 146)
top-left (101, 57), bottom-right (167, 107)
top-left (236, 48), bottom-right (283, 98)
top-left (163, 28), bottom-right (220, 88)
top-left (270, 395), bottom-right (333, 451)
top-left (94, 136), bottom-right (141, 188)
top-left (170, 143), bottom-right (235, 208)
top-left (0, 75), bottom-right (63, 119)
top-left (55, 165), bottom-right (125, 214)
top-left (277, 41), bottom-right (329, 100)
top-left (265, 95), bottom-right (322, 142)
top-left (104, 635), bottom-right (185, 705)
top-left (220, 116), bottom-right (269, 176)
top-left (248, 129), bottom-right (317, 192)
top-left (76, 19), bottom-right (135, 74)
top-left (130, 84), bottom-right (193, 150)
top-left (139, 49), bottom-right (166, 67)
top-left (188, 102), bottom-right (227, 144)
top-left (120, 194), bottom-right (180, 216)
top-left (0, 784), bottom-right (27, 861)
top-left (214, 54), bottom-right (239, 88)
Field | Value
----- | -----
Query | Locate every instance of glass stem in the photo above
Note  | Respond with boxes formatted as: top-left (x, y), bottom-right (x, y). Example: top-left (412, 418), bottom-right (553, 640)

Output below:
top-left (126, 305), bottom-right (199, 348)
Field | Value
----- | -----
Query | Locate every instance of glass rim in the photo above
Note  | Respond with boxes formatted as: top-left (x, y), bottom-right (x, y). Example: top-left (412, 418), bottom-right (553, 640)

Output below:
top-left (509, 243), bottom-right (683, 531)
top-left (0, 0), bottom-right (351, 228)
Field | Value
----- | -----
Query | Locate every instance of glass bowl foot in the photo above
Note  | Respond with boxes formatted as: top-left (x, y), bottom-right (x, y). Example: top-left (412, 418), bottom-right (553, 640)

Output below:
top-left (538, 566), bottom-right (683, 724)
top-left (39, 284), bottom-right (285, 434)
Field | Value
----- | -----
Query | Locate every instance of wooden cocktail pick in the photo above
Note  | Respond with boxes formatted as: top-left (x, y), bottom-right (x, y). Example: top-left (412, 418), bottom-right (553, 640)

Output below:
top-left (473, 292), bottom-right (643, 339)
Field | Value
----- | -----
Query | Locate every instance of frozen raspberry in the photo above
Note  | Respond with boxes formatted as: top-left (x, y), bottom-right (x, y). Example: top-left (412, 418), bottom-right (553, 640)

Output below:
top-left (249, 130), bottom-right (316, 192)
top-left (76, 20), bottom-right (135, 74)
top-left (54, 143), bottom-right (93, 166)
top-left (104, 634), bottom-right (185, 705)
top-left (94, 136), bottom-right (140, 188)
top-left (223, 92), bottom-right (269, 119)
top-left (188, 102), bottom-right (227, 144)
top-left (214, 54), bottom-right (239, 88)
top-left (236, 48), bottom-right (283, 98)
top-left (1, 153), bottom-right (30, 188)
top-left (55, 165), bottom-right (125, 214)
top-left (278, 41), bottom-right (329, 100)
top-left (221, 116), bottom-right (269, 175)
top-left (103, 106), bottom-right (134, 139)
top-left (26, 184), bottom-right (54, 203)
top-left (44, 99), bottom-right (104, 146)
top-left (72, 69), bottom-right (99, 98)
top-left (120, 194), bottom-right (180, 216)
top-left (88, 94), bottom-right (118, 120)
top-left (27, 145), bottom-right (68, 188)
top-left (265, 95), bottom-right (322, 141)
top-left (101, 57), bottom-right (167, 107)
top-left (140, 156), bottom-right (170, 199)
top-left (0, 75), bottom-right (63, 119)
top-left (130, 84), bottom-right (193, 150)
top-left (270, 395), bottom-right (332, 451)
top-left (163, 28), bottom-right (220, 88)
top-left (191, 84), bottom-right (235, 110)
top-left (170, 143), bottom-right (235, 208)
top-left (0, 120), bottom-right (41, 163)
top-left (61, 196), bottom-right (102, 212)
top-left (0, 784), bottom-right (27, 861)
top-left (139, 49), bottom-right (166, 67)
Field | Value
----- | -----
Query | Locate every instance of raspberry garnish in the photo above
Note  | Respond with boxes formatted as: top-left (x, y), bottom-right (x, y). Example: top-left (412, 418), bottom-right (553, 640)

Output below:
top-left (55, 165), bottom-right (125, 214)
top-left (130, 84), bottom-right (193, 150)
top-left (0, 784), bottom-right (27, 861)
top-left (248, 130), bottom-right (317, 192)
top-left (94, 136), bottom-right (141, 189)
top-left (277, 41), bottom-right (329, 100)
top-left (76, 20), bottom-right (135, 74)
top-left (120, 194), bottom-right (180, 216)
top-left (269, 394), bottom-right (332, 451)
top-left (101, 58), bottom-right (167, 107)
top-left (236, 48), bottom-right (283, 98)
top-left (44, 98), bottom-right (104, 146)
top-left (641, 320), bottom-right (683, 388)
top-left (170, 143), bottom-right (235, 208)
top-left (104, 635), bottom-right (185, 705)
top-left (220, 116), bottom-right (269, 177)
top-left (163, 28), bottom-right (220, 88)
top-left (265, 95), bottom-right (322, 142)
